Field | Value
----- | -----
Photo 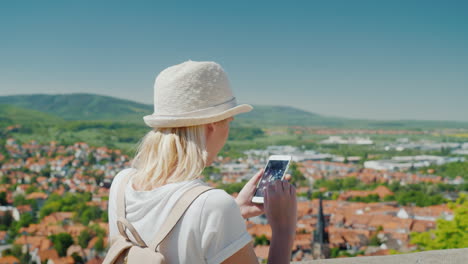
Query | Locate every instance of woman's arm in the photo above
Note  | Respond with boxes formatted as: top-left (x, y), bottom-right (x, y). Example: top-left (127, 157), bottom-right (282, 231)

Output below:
top-left (235, 169), bottom-right (291, 219)
top-left (222, 242), bottom-right (258, 264)
top-left (224, 180), bottom-right (297, 264)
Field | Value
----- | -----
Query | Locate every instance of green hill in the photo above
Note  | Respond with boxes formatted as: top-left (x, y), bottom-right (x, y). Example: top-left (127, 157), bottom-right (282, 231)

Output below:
top-left (236, 105), bottom-right (468, 129)
top-left (235, 105), bottom-right (347, 127)
top-left (1, 93), bottom-right (468, 129)
top-left (0, 93), bottom-right (151, 123)
top-left (0, 104), bottom-right (63, 126)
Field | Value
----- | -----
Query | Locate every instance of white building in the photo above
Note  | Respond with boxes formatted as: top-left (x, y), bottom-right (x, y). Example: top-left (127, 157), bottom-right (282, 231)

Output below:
top-left (320, 136), bottom-right (373, 145)
top-left (365, 155), bottom-right (465, 171)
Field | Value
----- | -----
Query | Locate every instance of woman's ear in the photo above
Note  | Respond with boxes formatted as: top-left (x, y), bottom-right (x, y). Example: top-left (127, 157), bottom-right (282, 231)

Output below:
top-left (206, 122), bottom-right (216, 132)
top-left (204, 123), bottom-right (215, 141)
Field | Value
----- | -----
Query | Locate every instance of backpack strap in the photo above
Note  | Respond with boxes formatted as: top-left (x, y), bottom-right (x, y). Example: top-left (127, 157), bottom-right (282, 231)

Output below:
top-left (115, 170), bottom-right (149, 247)
top-left (115, 170), bottom-right (214, 251)
top-left (116, 217), bottom-right (147, 247)
top-left (148, 185), bottom-right (214, 252)
top-left (116, 170), bottom-right (134, 219)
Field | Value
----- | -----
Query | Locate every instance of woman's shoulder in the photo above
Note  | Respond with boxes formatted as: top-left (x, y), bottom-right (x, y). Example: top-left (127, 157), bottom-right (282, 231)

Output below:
top-left (197, 188), bottom-right (239, 215)
top-left (118, 167), bottom-right (137, 179)
top-left (109, 168), bottom-right (137, 192)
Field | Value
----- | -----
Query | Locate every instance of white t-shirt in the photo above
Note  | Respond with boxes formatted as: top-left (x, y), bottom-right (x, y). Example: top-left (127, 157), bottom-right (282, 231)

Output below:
top-left (108, 168), bottom-right (252, 264)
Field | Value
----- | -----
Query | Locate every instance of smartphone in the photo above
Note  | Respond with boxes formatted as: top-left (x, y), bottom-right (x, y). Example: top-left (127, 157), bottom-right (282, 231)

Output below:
top-left (251, 155), bottom-right (292, 204)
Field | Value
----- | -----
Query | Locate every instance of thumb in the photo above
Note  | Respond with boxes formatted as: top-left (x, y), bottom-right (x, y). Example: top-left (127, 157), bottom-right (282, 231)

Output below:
top-left (246, 169), bottom-right (264, 188)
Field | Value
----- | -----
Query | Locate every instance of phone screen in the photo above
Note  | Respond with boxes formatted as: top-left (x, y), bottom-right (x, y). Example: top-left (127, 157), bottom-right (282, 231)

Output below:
top-left (254, 160), bottom-right (290, 198)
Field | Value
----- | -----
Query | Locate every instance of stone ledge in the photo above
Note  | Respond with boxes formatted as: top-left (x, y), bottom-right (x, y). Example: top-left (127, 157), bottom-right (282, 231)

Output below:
top-left (293, 248), bottom-right (468, 264)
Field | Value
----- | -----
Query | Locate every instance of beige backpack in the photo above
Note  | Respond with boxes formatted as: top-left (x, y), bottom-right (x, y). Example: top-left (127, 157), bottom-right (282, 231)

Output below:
top-left (103, 172), bottom-right (213, 264)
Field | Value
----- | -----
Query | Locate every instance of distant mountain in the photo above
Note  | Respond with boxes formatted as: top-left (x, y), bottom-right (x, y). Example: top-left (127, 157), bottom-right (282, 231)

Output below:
top-left (237, 105), bottom-right (365, 127)
top-left (0, 93), bottom-right (151, 122)
top-left (1, 93), bottom-right (468, 129)
top-left (0, 103), bottom-right (63, 126)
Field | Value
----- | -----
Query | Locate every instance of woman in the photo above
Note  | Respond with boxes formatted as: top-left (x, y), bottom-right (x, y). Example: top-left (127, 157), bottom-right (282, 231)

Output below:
top-left (108, 60), bottom-right (297, 263)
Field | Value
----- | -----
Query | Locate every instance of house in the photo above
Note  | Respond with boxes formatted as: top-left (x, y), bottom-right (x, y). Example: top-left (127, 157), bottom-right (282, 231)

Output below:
top-left (0, 256), bottom-right (20, 264)
top-left (0, 231), bottom-right (7, 244)
top-left (411, 220), bottom-right (436, 233)
top-left (38, 249), bottom-right (59, 263)
top-left (247, 224), bottom-right (272, 240)
top-left (398, 205), bottom-right (453, 221)
top-left (66, 245), bottom-right (86, 258)
top-left (0, 206), bottom-right (20, 221)
top-left (85, 257), bottom-right (103, 264)
top-left (14, 235), bottom-right (53, 252)
top-left (47, 256), bottom-right (74, 264)
top-left (254, 245), bottom-right (269, 261)
top-left (25, 192), bottom-right (48, 208)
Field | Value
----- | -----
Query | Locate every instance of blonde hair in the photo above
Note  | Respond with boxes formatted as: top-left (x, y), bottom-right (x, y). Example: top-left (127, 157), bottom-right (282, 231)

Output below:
top-left (130, 125), bottom-right (208, 191)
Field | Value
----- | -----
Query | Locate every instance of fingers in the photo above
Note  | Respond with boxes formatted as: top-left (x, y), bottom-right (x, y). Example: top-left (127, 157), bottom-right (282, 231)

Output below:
top-left (284, 174), bottom-right (292, 181)
top-left (246, 169), bottom-right (264, 189)
top-left (282, 180), bottom-right (289, 193)
top-left (255, 203), bottom-right (264, 211)
top-left (267, 181), bottom-right (277, 194)
top-left (273, 179), bottom-right (283, 192)
top-left (267, 180), bottom-right (296, 200)
top-left (290, 183), bottom-right (296, 196)
top-left (266, 181), bottom-right (277, 200)
top-left (269, 179), bottom-right (294, 194)
top-left (253, 169), bottom-right (264, 183)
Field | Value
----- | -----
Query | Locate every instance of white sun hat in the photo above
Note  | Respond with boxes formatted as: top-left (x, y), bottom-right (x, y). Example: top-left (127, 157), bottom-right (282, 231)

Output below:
top-left (143, 60), bottom-right (253, 128)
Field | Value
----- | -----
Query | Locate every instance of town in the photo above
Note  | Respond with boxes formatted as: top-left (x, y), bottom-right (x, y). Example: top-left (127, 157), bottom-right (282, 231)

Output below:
top-left (0, 133), bottom-right (466, 263)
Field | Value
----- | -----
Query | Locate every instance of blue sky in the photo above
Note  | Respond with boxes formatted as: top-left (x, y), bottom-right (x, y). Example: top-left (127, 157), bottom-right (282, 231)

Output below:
top-left (1, 0), bottom-right (467, 121)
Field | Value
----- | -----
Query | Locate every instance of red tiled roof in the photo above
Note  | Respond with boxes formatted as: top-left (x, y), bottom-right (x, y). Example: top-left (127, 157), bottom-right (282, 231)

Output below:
top-left (38, 249), bottom-right (59, 261)
top-left (48, 256), bottom-right (74, 264)
top-left (0, 255), bottom-right (20, 264)
top-left (86, 257), bottom-right (103, 264)
top-left (247, 224), bottom-right (272, 240)
top-left (254, 245), bottom-right (269, 260)
top-left (26, 192), bottom-right (48, 200)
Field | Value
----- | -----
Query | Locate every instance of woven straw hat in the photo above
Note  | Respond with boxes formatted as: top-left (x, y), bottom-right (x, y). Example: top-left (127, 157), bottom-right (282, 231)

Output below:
top-left (143, 60), bottom-right (253, 128)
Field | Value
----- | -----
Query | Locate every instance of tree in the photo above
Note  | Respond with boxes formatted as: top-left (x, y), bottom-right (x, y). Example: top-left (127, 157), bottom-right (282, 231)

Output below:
top-left (40, 201), bottom-right (61, 218)
top-left (79, 206), bottom-right (103, 225)
top-left (2, 244), bottom-right (22, 257)
top-left (25, 185), bottom-right (39, 194)
top-left (0, 175), bottom-right (10, 184)
top-left (94, 236), bottom-right (105, 254)
top-left (218, 181), bottom-right (246, 195)
top-left (88, 153), bottom-right (96, 164)
top-left (0, 192), bottom-right (7, 205)
top-left (202, 166), bottom-right (221, 182)
top-left (254, 234), bottom-right (270, 246)
top-left (50, 233), bottom-right (74, 257)
top-left (411, 194), bottom-right (468, 250)
top-left (14, 213), bottom-right (35, 230)
top-left (0, 211), bottom-right (13, 231)
top-left (369, 234), bottom-right (381, 246)
top-left (71, 252), bottom-right (84, 264)
top-left (101, 211), bottom-right (108, 222)
top-left (89, 224), bottom-right (106, 237)
top-left (349, 194), bottom-right (380, 203)
top-left (40, 165), bottom-right (51, 178)
top-left (78, 229), bottom-right (92, 249)
top-left (289, 162), bottom-right (307, 187)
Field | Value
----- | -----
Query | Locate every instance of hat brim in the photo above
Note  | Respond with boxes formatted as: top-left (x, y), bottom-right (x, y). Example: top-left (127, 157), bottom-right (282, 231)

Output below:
top-left (143, 104), bottom-right (253, 128)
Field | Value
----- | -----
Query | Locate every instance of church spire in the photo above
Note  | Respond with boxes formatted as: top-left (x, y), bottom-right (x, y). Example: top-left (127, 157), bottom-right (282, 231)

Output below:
top-left (314, 195), bottom-right (329, 244)
top-left (312, 195), bottom-right (330, 259)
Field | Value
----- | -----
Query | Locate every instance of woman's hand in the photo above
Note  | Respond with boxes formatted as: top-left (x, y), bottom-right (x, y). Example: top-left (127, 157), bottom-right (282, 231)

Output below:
top-left (264, 180), bottom-right (297, 235)
top-left (264, 180), bottom-right (297, 264)
top-left (235, 169), bottom-right (291, 219)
